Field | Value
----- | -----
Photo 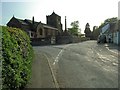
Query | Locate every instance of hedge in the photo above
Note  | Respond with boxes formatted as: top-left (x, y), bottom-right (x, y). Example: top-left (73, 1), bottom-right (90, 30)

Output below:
top-left (1, 26), bottom-right (34, 89)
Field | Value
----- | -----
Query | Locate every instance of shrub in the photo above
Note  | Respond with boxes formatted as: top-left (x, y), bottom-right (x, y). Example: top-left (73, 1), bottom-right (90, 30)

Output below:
top-left (1, 26), bottom-right (34, 89)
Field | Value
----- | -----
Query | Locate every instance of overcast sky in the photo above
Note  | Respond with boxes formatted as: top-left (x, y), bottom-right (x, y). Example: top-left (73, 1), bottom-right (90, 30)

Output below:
top-left (1, 0), bottom-right (119, 33)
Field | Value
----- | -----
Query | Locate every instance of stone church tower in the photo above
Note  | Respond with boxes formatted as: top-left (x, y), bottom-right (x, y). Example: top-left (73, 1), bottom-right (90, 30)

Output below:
top-left (46, 12), bottom-right (63, 34)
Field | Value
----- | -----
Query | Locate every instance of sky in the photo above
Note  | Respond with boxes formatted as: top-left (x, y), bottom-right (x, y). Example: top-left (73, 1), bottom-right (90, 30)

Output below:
top-left (1, 0), bottom-right (120, 33)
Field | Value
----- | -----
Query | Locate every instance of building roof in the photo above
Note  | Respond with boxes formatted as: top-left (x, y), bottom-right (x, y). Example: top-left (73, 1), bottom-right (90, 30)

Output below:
top-left (8, 16), bottom-right (58, 31)
top-left (101, 24), bottom-right (110, 34)
top-left (42, 23), bottom-right (58, 30)
top-left (24, 19), bottom-right (33, 24)
top-left (103, 22), bottom-right (118, 34)
top-left (52, 11), bottom-right (60, 16)
top-left (16, 18), bottom-right (28, 25)
top-left (43, 25), bottom-right (58, 30)
top-left (24, 19), bottom-right (58, 30)
top-left (47, 11), bottom-right (60, 17)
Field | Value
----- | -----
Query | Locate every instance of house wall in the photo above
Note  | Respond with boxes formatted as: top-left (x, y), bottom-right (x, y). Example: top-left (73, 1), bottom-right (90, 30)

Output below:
top-left (113, 31), bottom-right (120, 45)
top-left (117, 31), bottom-right (120, 45)
top-left (21, 24), bottom-right (30, 31)
top-left (112, 21), bottom-right (120, 45)
top-left (44, 28), bottom-right (58, 44)
top-left (113, 32), bottom-right (119, 44)
top-left (28, 31), bottom-right (36, 38)
top-left (36, 23), bottom-right (45, 38)
top-left (36, 22), bottom-right (58, 44)
top-left (44, 28), bottom-right (56, 37)
top-left (118, 31), bottom-right (120, 45)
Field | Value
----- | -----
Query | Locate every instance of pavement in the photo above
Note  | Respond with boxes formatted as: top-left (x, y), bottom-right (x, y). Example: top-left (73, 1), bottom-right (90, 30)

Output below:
top-left (25, 52), bottom-right (56, 88)
top-left (25, 40), bottom-right (118, 88)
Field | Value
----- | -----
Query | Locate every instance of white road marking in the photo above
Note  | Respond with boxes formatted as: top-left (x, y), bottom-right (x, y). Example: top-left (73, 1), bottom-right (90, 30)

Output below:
top-left (103, 67), bottom-right (110, 72)
top-left (110, 55), bottom-right (115, 58)
top-left (106, 47), bottom-right (118, 55)
top-left (53, 44), bottom-right (70, 65)
top-left (96, 52), bottom-right (116, 64)
top-left (90, 50), bottom-right (94, 53)
top-left (97, 52), bottom-right (118, 62)
top-left (44, 54), bottom-right (60, 89)
top-left (96, 52), bottom-right (118, 72)
top-left (112, 62), bottom-right (118, 66)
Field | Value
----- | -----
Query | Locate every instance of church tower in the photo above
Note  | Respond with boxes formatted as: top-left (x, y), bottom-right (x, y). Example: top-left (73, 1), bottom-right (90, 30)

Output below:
top-left (46, 11), bottom-right (63, 34)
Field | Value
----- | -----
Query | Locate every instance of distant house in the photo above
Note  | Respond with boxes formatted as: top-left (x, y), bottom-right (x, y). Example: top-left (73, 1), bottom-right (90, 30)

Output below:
top-left (101, 23), bottom-right (111, 42)
top-left (7, 12), bottom-right (80, 45)
top-left (7, 12), bottom-right (63, 44)
top-left (101, 20), bottom-right (120, 45)
top-left (113, 20), bottom-right (120, 45)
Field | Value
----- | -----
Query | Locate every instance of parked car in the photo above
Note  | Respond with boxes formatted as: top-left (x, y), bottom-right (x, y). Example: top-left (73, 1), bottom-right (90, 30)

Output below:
top-left (97, 35), bottom-right (106, 43)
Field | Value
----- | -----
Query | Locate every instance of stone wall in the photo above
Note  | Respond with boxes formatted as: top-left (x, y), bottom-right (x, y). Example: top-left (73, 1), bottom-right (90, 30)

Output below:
top-left (31, 38), bottom-right (51, 46)
top-left (31, 36), bottom-right (81, 46)
top-left (56, 36), bottom-right (81, 44)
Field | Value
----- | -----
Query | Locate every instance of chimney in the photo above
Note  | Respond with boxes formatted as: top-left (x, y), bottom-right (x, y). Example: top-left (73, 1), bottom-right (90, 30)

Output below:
top-left (32, 16), bottom-right (34, 25)
top-left (65, 16), bottom-right (67, 31)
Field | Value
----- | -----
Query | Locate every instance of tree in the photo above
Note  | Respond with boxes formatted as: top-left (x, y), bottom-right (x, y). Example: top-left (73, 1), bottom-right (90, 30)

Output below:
top-left (84, 23), bottom-right (92, 38)
top-left (104, 17), bottom-right (117, 24)
top-left (97, 17), bottom-right (118, 36)
top-left (92, 26), bottom-right (99, 40)
top-left (68, 21), bottom-right (80, 36)
top-left (98, 17), bottom-right (117, 29)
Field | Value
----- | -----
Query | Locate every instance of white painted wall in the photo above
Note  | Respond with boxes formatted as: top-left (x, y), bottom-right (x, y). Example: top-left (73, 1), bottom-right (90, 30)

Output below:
top-left (113, 32), bottom-right (119, 44)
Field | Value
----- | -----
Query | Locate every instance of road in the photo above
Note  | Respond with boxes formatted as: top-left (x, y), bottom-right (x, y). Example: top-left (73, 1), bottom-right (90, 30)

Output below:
top-left (30, 40), bottom-right (118, 88)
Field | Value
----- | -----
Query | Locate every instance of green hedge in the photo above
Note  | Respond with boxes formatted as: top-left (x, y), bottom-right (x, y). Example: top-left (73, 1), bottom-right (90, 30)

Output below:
top-left (1, 26), bottom-right (34, 89)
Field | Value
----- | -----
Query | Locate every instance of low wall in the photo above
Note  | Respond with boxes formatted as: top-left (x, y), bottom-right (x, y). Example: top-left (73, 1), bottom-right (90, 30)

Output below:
top-left (31, 36), bottom-right (82, 46)
top-left (31, 38), bottom-right (51, 46)
top-left (56, 36), bottom-right (81, 44)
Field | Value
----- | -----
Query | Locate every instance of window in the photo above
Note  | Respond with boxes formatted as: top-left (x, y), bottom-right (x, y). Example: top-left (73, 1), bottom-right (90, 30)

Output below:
top-left (29, 31), bottom-right (34, 38)
top-left (39, 28), bottom-right (43, 35)
top-left (31, 32), bottom-right (33, 37)
top-left (115, 33), bottom-right (117, 37)
top-left (45, 29), bottom-right (48, 36)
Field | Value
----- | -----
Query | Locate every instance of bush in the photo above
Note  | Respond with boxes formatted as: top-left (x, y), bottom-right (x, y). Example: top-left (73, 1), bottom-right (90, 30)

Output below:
top-left (1, 26), bottom-right (34, 89)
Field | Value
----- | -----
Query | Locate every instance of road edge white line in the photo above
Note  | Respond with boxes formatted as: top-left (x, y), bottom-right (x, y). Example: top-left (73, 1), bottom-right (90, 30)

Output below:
top-left (43, 54), bottom-right (60, 90)
top-left (105, 44), bottom-right (118, 55)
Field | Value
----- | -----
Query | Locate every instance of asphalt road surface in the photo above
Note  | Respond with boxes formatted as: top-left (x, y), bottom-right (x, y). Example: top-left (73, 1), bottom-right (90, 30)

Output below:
top-left (33, 40), bottom-right (118, 88)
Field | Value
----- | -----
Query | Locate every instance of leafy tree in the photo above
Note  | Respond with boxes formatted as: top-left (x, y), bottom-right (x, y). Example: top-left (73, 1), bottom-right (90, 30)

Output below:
top-left (98, 17), bottom-right (117, 30)
top-left (68, 21), bottom-right (80, 36)
top-left (84, 23), bottom-right (92, 38)
top-left (104, 17), bottom-right (117, 24)
top-left (92, 17), bottom-right (118, 40)
top-left (2, 26), bottom-right (34, 89)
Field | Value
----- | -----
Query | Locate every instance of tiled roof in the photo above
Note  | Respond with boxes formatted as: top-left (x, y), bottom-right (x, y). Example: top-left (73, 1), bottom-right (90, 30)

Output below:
top-left (47, 11), bottom-right (60, 17)
top-left (42, 23), bottom-right (58, 30)
top-left (17, 19), bottom-right (28, 25)
top-left (13, 17), bottom-right (58, 31)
